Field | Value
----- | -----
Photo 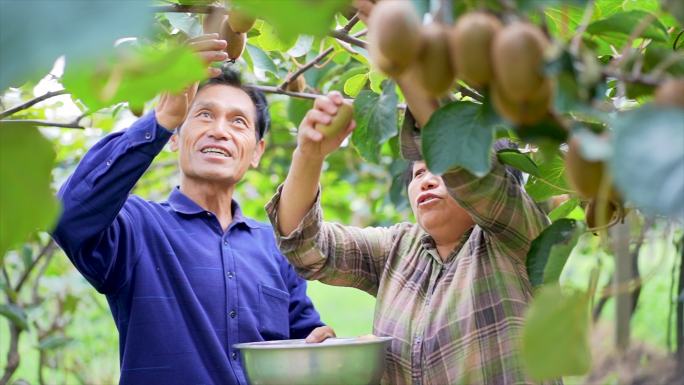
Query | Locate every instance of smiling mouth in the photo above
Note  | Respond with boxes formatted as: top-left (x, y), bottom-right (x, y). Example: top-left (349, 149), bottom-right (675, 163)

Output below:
top-left (200, 147), bottom-right (231, 158)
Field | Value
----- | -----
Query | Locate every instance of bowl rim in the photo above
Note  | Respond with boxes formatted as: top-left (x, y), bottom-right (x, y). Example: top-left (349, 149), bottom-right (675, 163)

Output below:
top-left (233, 336), bottom-right (393, 350)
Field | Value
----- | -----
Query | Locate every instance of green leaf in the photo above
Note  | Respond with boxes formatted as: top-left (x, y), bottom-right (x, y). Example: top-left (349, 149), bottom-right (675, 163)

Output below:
top-left (586, 10), bottom-right (669, 42)
top-left (422, 101), bottom-right (498, 177)
top-left (62, 43), bottom-right (205, 112)
top-left (522, 286), bottom-right (591, 381)
top-left (0, 0), bottom-right (153, 90)
top-left (0, 123), bottom-right (60, 260)
top-left (0, 303), bottom-right (29, 330)
top-left (352, 81), bottom-right (399, 163)
top-left (525, 154), bottom-right (570, 202)
top-left (662, 0), bottom-right (684, 27)
top-left (164, 12), bottom-right (202, 37)
top-left (548, 198), bottom-right (581, 222)
top-left (288, 98), bottom-right (313, 127)
top-left (611, 106), bottom-right (684, 220)
top-left (287, 35), bottom-right (315, 57)
top-left (245, 44), bottom-right (278, 77)
top-left (526, 219), bottom-right (584, 288)
top-left (232, 0), bottom-right (347, 43)
top-left (344, 73), bottom-right (368, 98)
top-left (497, 149), bottom-right (541, 177)
top-left (38, 335), bottom-right (74, 351)
top-left (516, 0), bottom-right (587, 11)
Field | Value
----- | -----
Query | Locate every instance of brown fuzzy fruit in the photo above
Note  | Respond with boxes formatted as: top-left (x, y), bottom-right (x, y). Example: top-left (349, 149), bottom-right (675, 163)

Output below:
top-left (414, 23), bottom-right (455, 97)
top-left (491, 79), bottom-right (551, 125)
top-left (565, 136), bottom-right (606, 199)
top-left (316, 102), bottom-right (354, 138)
top-left (367, 0), bottom-right (422, 77)
top-left (221, 19), bottom-right (246, 61)
top-left (449, 12), bottom-right (502, 88)
top-left (492, 22), bottom-right (549, 103)
top-left (228, 9), bottom-right (256, 33)
top-left (203, 9), bottom-right (226, 35)
top-left (654, 78), bottom-right (684, 108)
top-left (585, 198), bottom-right (621, 230)
top-left (286, 75), bottom-right (306, 93)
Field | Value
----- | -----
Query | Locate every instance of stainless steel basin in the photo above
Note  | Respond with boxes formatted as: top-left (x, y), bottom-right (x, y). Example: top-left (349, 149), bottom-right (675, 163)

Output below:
top-left (233, 336), bottom-right (392, 385)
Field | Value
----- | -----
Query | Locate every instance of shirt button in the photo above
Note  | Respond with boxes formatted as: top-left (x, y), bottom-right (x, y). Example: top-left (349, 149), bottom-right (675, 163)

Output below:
top-left (224, 240), bottom-right (229, 246)
top-left (229, 310), bottom-right (237, 318)
top-left (227, 272), bottom-right (234, 279)
top-left (106, 160), bottom-right (112, 166)
top-left (144, 132), bottom-right (152, 140)
top-left (206, 212), bottom-right (211, 216)
top-left (232, 352), bottom-right (238, 360)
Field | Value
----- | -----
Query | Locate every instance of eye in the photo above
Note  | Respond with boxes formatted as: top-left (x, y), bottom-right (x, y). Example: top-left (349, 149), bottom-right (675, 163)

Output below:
top-left (197, 111), bottom-right (212, 119)
top-left (413, 168), bottom-right (425, 178)
top-left (233, 117), bottom-right (248, 126)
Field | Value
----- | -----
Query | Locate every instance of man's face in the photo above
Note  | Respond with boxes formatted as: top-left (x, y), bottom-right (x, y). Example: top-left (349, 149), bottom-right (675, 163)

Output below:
top-left (407, 161), bottom-right (470, 235)
top-left (170, 84), bottom-right (265, 186)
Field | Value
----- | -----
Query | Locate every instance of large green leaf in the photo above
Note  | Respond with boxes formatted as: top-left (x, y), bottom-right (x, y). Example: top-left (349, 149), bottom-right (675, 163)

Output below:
top-left (62, 44), bottom-right (206, 112)
top-left (548, 198), bottom-right (581, 222)
top-left (586, 10), bottom-right (669, 42)
top-left (522, 286), bottom-right (591, 381)
top-left (526, 218), bottom-right (584, 288)
top-left (232, 0), bottom-right (348, 43)
top-left (245, 44), bottom-right (278, 77)
top-left (0, 0), bottom-right (153, 90)
top-left (344, 73), bottom-right (368, 98)
top-left (0, 303), bottom-right (29, 331)
top-left (525, 154), bottom-right (570, 201)
top-left (611, 106), bottom-right (684, 220)
top-left (497, 149), bottom-right (541, 177)
top-left (0, 123), bottom-right (60, 260)
top-left (422, 101), bottom-right (499, 177)
top-left (351, 81), bottom-right (399, 163)
top-left (662, 0), bottom-right (684, 27)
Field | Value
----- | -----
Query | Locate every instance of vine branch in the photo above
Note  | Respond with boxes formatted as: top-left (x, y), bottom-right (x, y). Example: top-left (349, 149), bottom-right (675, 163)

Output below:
top-left (0, 90), bottom-right (69, 119)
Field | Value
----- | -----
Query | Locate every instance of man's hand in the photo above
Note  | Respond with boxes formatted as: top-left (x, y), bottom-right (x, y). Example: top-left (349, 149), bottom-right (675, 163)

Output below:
top-left (155, 34), bottom-right (228, 131)
top-left (296, 91), bottom-right (356, 160)
top-left (305, 326), bottom-right (336, 343)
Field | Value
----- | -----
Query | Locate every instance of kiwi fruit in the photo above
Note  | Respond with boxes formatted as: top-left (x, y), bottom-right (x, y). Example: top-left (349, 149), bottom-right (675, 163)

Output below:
top-left (220, 19), bottom-right (246, 61)
top-left (367, 0), bottom-right (422, 77)
top-left (565, 136), bottom-right (607, 199)
top-left (492, 22), bottom-right (549, 102)
top-left (286, 75), bottom-right (307, 93)
top-left (491, 79), bottom-right (552, 125)
top-left (449, 12), bottom-right (502, 88)
top-left (316, 102), bottom-right (354, 138)
top-left (228, 9), bottom-right (256, 33)
top-left (654, 78), bottom-right (684, 108)
top-left (414, 23), bottom-right (455, 97)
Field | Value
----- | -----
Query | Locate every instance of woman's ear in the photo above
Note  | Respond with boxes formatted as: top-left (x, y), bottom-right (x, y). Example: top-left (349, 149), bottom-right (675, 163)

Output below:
top-left (169, 132), bottom-right (179, 152)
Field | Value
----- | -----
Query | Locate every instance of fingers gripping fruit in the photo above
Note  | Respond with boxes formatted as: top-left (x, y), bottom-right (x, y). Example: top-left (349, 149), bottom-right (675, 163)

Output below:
top-left (316, 102), bottom-right (354, 138)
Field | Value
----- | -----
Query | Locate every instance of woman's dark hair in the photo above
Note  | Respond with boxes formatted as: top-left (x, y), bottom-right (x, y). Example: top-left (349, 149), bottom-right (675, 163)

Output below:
top-left (403, 138), bottom-right (524, 188)
top-left (192, 67), bottom-right (270, 140)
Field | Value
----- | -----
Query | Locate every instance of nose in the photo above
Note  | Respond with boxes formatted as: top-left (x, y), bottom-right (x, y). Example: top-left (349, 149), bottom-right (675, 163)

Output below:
top-left (420, 172), bottom-right (439, 191)
top-left (207, 119), bottom-right (231, 141)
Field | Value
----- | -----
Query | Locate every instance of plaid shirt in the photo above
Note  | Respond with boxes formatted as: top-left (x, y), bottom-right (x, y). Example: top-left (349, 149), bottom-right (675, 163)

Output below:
top-left (266, 157), bottom-right (551, 385)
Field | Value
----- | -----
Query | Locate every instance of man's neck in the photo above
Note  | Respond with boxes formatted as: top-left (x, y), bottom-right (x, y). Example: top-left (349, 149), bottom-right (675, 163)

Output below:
top-left (180, 178), bottom-right (235, 231)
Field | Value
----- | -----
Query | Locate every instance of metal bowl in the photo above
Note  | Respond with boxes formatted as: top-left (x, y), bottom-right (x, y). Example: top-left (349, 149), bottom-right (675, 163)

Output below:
top-left (233, 336), bottom-right (392, 385)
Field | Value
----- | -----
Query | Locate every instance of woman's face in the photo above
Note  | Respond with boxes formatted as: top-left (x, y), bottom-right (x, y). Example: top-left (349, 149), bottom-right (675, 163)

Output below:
top-left (407, 161), bottom-right (473, 237)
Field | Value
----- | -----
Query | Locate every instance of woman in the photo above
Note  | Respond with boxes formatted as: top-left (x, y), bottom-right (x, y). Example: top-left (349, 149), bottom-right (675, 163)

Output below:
top-left (265, 91), bottom-right (550, 384)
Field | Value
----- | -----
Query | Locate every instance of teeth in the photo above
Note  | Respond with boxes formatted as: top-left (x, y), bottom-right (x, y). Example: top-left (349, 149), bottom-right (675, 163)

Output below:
top-left (201, 147), bottom-right (229, 157)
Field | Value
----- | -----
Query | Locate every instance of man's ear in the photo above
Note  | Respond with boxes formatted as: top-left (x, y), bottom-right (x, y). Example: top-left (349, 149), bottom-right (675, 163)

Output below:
top-left (169, 132), bottom-right (179, 152)
top-left (250, 139), bottom-right (266, 168)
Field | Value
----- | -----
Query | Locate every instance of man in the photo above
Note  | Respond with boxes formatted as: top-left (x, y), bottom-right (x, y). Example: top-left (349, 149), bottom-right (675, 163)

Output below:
top-left (52, 34), bottom-right (333, 385)
top-left (265, 88), bottom-right (551, 384)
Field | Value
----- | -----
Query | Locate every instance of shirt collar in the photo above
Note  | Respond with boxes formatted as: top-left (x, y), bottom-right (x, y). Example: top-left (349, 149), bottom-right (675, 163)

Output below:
top-left (167, 187), bottom-right (257, 228)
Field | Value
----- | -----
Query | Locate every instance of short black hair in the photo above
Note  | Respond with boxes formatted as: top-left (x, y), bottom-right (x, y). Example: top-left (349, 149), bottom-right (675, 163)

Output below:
top-left (403, 139), bottom-right (524, 188)
top-left (193, 67), bottom-right (270, 140)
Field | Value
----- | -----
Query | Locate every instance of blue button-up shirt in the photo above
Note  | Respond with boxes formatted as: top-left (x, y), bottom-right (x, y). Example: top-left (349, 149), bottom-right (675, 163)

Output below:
top-left (52, 112), bottom-right (324, 385)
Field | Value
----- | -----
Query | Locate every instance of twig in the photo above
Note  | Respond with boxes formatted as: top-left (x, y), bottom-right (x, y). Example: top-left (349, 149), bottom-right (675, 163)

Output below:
top-left (0, 90), bottom-right (69, 119)
top-left (602, 69), bottom-right (662, 87)
top-left (610, 12), bottom-right (658, 70)
top-left (0, 120), bottom-right (85, 129)
top-left (151, 4), bottom-right (225, 15)
top-left (279, 47), bottom-right (335, 91)
top-left (14, 240), bottom-right (56, 293)
top-left (329, 29), bottom-right (367, 49)
top-left (569, 0), bottom-right (595, 57)
top-left (342, 14), bottom-right (360, 33)
top-left (0, 324), bottom-right (21, 385)
top-left (248, 84), bottom-right (407, 110)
